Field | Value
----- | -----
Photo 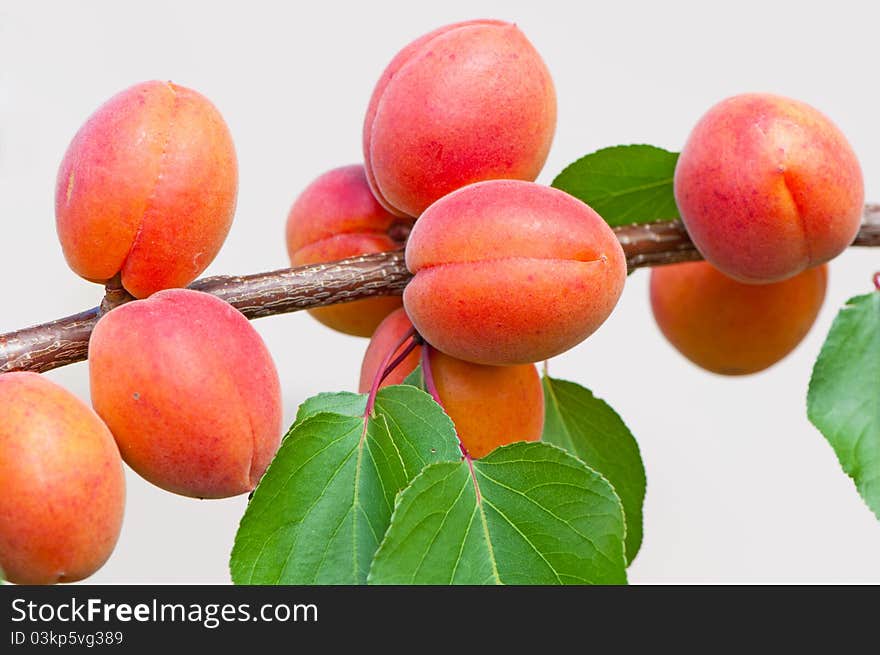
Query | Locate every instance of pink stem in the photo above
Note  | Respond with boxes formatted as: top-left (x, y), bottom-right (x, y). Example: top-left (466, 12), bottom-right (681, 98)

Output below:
top-left (364, 327), bottom-right (416, 418)
top-left (420, 343), bottom-right (442, 408)
top-left (421, 343), bottom-right (473, 463)
top-left (874, 272), bottom-right (880, 291)
top-left (380, 337), bottom-right (420, 387)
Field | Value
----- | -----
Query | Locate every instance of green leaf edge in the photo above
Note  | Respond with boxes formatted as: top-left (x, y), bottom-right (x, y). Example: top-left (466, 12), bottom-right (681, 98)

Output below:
top-left (366, 440), bottom-right (628, 585)
top-left (541, 375), bottom-right (647, 563)
top-left (551, 143), bottom-right (680, 226)
top-left (807, 291), bottom-right (880, 521)
top-left (231, 385), bottom-right (462, 584)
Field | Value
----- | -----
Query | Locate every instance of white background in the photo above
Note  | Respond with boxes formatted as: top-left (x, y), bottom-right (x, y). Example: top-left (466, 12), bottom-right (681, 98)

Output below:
top-left (1, 0), bottom-right (878, 584)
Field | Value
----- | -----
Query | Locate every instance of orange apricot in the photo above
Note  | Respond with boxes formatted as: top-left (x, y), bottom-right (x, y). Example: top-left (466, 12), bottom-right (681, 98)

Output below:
top-left (404, 180), bottom-right (626, 365)
top-left (675, 93), bottom-right (862, 283)
top-left (650, 261), bottom-right (828, 375)
top-left (89, 289), bottom-right (282, 498)
top-left (286, 165), bottom-right (412, 336)
top-left (363, 20), bottom-right (556, 217)
top-left (0, 373), bottom-right (125, 584)
top-left (56, 80), bottom-right (238, 298)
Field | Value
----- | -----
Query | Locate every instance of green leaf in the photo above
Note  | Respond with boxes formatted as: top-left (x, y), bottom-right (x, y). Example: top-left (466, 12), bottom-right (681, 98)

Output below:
top-left (542, 377), bottom-right (646, 563)
top-left (401, 365), bottom-right (424, 389)
top-left (552, 144), bottom-right (680, 226)
top-left (230, 386), bottom-right (460, 584)
top-left (294, 391), bottom-right (366, 426)
top-left (808, 292), bottom-right (880, 520)
top-left (368, 441), bottom-right (627, 585)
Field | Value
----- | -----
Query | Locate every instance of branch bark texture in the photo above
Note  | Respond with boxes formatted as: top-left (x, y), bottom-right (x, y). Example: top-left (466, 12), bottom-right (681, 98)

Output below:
top-left (3, 208), bottom-right (880, 375)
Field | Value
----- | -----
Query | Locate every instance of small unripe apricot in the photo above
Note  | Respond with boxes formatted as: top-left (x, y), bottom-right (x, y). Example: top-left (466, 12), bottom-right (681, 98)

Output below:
top-left (0, 373), bottom-right (125, 584)
top-left (89, 289), bottom-right (282, 499)
top-left (363, 19), bottom-right (557, 217)
top-left (56, 80), bottom-right (238, 298)
top-left (286, 165), bottom-right (413, 337)
top-left (650, 261), bottom-right (828, 375)
top-left (359, 309), bottom-right (544, 458)
top-left (404, 180), bottom-right (627, 366)
top-left (674, 93), bottom-right (863, 283)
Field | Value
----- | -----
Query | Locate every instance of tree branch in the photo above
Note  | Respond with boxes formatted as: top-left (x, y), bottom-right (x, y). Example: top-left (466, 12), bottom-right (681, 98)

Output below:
top-left (3, 208), bottom-right (880, 375)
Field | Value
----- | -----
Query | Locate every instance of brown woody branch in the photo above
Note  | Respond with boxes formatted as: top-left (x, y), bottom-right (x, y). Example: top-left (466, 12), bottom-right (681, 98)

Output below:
top-left (3, 208), bottom-right (880, 375)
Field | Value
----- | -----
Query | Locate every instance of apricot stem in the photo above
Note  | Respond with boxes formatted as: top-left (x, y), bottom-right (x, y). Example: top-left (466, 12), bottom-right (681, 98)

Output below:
top-left (3, 210), bottom-right (880, 375)
top-left (381, 334), bottom-right (421, 385)
top-left (420, 343), bottom-right (442, 408)
top-left (99, 274), bottom-right (135, 316)
top-left (421, 343), bottom-right (473, 462)
top-left (364, 327), bottom-right (416, 418)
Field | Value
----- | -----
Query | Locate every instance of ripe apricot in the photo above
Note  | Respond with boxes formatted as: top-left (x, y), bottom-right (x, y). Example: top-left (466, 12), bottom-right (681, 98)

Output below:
top-left (0, 373), bottom-right (125, 584)
top-left (674, 93), bottom-right (863, 283)
top-left (650, 261), bottom-right (828, 375)
top-left (89, 289), bottom-right (282, 498)
top-left (359, 308), bottom-right (543, 458)
top-left (363, 19), bottom-right (556, 217)
top-left (403, 180), bottom-right (627, 365)
top-left (56, 80), bottom-right (238, 298)
top-left (286, 165), bottom-right (413, 336)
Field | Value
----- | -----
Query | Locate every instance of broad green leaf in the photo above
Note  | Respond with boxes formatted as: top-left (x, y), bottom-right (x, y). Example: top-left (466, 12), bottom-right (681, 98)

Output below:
top-left (552, 144), bottom-right (679, 226)
top-left (542, 377), bottom-right (646, 562)
top-left (369, 441), bottom-right (627, 585)
top-left (294, 391), bottom-right (365, 426)
top-left (808, 292), bottom-right (880, 520)
top-left (230, 386), bottom-right (460, 584)
top-left (401, 365), bottom-right (424, 389)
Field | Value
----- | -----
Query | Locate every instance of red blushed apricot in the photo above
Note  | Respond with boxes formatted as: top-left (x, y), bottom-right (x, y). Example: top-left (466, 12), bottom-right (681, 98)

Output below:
top-left (358, 308), bottom-right (543, 458)
top-left (674, 93), bottom-right (863, 283)
top-left (403, 180), bottom-right (626, 366)
top-left (0, 373), bottom-right (125, 585)
top-left (89, 289), bottom-right (282, 499)
top-left (286, 165), bottom-right (413, 337)
top-left (363, 20), bottom-right (557, 217)
top-left (56, 80), bottom-right (238, 298)
top-left (650, 261), bottom-right (828, 375)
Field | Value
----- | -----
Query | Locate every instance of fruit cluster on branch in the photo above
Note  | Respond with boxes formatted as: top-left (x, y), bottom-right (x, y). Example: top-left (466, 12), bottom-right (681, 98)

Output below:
top-left (2, 210), bottom-right (879, 376)
top-left (3, 15), bottom-right (879, 587)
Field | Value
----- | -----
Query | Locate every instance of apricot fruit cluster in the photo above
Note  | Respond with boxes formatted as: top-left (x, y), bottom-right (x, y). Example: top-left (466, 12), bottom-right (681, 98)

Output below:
top-left (1, 80), bottom-right (280, 584)
top-left (654, 92), bottom-right (861, 374)
top-left (286, 21), bottom-right (625, 459)
top-left (0, 19), bottom-right (868, 587)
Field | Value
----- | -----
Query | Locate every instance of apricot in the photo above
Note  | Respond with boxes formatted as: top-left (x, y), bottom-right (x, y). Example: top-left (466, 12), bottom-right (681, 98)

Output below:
top-left (56, 80), bottom-right (238, 298)
top-left (650, 261), bottom-right (828, 375)
top-left (674, 93), bottom-right (863, 283)
top-left (0, 372), bottom-right (125, 584)
top-left (358, 308), bottom-right (543, 458)
top-left (403, 180), bottom-right (627, 366)
top-left (88, 289), bottom-right (282, 499)
top-left (363, 19), bottom-right (557, 217)
top-left (286, 165), bottom-right (413, 337)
